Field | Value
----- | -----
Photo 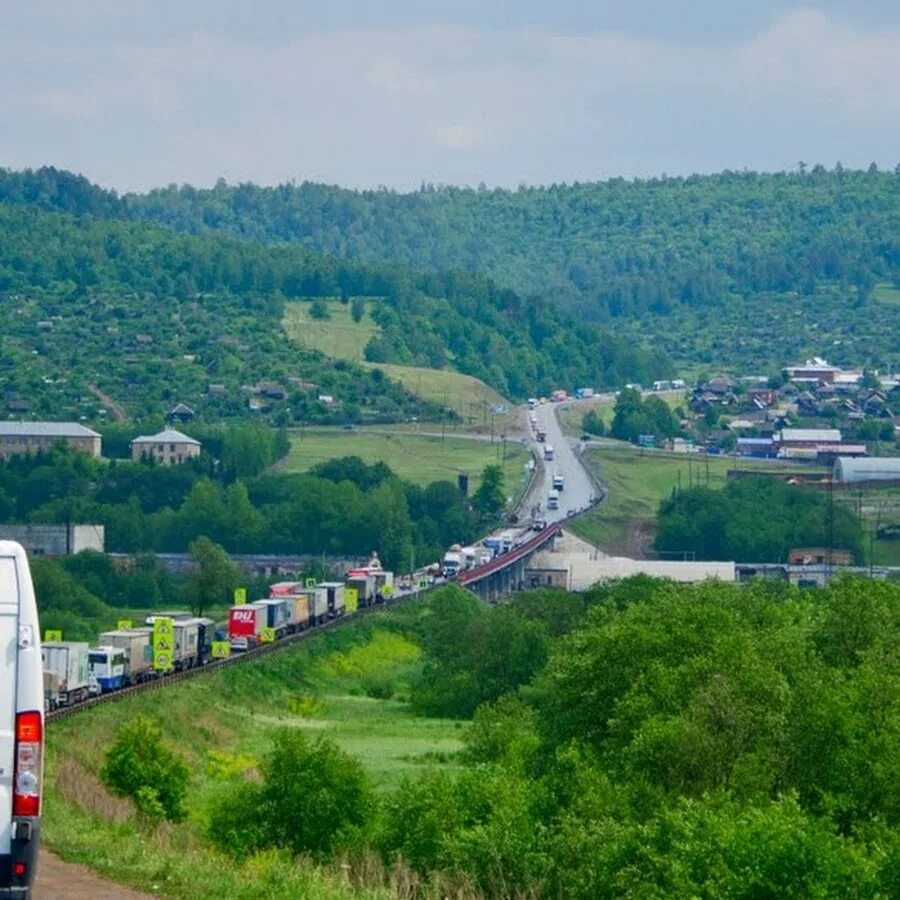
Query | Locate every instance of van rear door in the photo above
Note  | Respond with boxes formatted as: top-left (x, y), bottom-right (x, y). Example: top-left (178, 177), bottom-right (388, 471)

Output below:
top-left (0, 556), bottom-right (18, 860)
top-left (1, 543), bottom-right (44, 897)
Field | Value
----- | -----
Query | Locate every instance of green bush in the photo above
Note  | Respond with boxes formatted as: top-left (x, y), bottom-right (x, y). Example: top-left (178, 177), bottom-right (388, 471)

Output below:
top-left (208, 731), bottom-right (374, 859)
top-left (100, 716), bottom-right (189, 822)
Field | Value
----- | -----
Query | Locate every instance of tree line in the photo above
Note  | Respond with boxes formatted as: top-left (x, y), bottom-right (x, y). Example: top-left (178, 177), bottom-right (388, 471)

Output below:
top-left (654, 475), bottom-right (865, 563)
top-left (0, 443), bottom-right (487, 571)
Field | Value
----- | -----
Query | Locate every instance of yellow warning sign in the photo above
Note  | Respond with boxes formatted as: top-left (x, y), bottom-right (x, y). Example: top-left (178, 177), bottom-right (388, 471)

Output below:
top-left (382, 585), bottom-right (394, 598)
top-left (344, 587), bottom-right (359, 612)
top-left (211, 641), bottom-right (231, 659)
top-left (117, 619), bottom-right (133, 631)
top-left (44, 630), bottom-right (63, 642)
top-left (260, 627), bottom-right (277, 644)
top-left (152, 617), bottom-right (175, 671)
top-left (234, 587), bottom-right (247, 604)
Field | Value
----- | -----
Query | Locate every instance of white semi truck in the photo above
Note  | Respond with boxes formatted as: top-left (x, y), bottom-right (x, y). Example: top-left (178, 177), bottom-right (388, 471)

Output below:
top-left (1, 542), bottom-right (44, 899)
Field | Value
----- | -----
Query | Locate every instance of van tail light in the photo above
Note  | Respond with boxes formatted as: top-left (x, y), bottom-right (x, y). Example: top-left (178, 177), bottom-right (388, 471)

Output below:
top-left (13, 710), bottom-right (42, 817)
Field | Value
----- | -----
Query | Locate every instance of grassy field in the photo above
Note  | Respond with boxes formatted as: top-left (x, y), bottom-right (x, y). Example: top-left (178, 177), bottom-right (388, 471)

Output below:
top-left (873, 283), bottom-right (900, 307)
top-left (569, 446), bottom-right (817, 556)
top-left (280, 428), bottom-right (531, 500)
top-left (282, 299), bottom-right (521, 435)
top-left (367, 364), bottom-right (516, 431)
top-left (282, 299), bottom-right (379, 363)
top-left (44, 613), bottom-right (463, 899)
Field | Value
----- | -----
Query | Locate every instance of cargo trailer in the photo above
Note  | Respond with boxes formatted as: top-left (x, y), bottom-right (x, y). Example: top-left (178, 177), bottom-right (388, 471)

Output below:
top-left (319, 582), bottom-right (346, 618)
top-left (254, 599), bottom-right (291, 639)
top-left (40, 641), bottom-right (93, 706)
top-left (173, 617), bottom-right (215, 669)
top-left (228, 604), bottom-right (265, 651)
top-left (346, 573), bottom-right (377, 607)
top-left (96, 629), bottom-right (153, 683)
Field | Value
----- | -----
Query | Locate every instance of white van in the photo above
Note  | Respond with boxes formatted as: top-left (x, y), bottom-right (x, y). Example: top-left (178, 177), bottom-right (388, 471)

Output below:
top-left (1, 541), bottom-right (44, 898)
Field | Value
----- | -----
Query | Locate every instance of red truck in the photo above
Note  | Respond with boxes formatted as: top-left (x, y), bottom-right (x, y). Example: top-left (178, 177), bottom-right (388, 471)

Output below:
top-left (227, 604), bottom-right (265, 651)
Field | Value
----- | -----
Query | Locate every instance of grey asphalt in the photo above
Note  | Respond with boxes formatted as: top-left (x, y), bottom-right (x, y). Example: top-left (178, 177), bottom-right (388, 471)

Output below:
top-left (520, 401), bottom-right (598, 525)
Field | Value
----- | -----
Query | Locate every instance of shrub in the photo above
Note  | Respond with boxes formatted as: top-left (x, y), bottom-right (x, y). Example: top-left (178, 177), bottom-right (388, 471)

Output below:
top-left (208, 730), bottom-right (374, 859)
top-left (100, 716), bottom-right (189, 822)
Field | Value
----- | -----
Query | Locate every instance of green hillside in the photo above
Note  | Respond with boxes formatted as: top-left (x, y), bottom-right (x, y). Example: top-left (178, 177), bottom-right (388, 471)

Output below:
top-left (0, 184), bottom-right (669, 422)
top-left (11, 165), bottom-right (891, 372)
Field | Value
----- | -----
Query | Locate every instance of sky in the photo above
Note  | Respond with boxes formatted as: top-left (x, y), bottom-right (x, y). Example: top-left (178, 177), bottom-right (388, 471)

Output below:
top-left (3, 1), bottom-right (900, 193)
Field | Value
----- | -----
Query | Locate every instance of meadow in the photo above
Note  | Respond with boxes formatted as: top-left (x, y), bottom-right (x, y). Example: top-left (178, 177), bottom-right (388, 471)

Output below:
top-left (44, 613), bottom-right (465, 899)
top-left (279, 428), bottom-right (531, 500)
top-left (282, 298), bottom-right (379, 363)
top-left (569, 446), bottom-right (817, 556)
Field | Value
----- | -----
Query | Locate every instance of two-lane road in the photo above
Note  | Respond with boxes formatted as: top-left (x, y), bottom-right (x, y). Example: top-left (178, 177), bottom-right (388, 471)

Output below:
top-left (520, 401), bottom-right (597, 525)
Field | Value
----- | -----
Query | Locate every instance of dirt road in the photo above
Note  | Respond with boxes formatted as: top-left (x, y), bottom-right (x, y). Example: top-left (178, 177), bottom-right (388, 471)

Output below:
top-left (34, 851), bottom-right (158, 899)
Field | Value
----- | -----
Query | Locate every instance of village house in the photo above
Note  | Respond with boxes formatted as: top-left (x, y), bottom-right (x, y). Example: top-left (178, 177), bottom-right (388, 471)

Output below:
top-left (167, 402), bottom-right (196, 422)
top-left (130, 428), bottom-right (201, 465)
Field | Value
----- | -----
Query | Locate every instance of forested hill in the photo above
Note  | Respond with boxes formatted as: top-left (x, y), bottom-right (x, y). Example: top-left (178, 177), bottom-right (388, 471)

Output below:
top-left (0, 196), bottom-right (665, 422)
top-left (134, 168), bottom-right (900, 318)
top-left (3, 165), bottom-right (897, 373)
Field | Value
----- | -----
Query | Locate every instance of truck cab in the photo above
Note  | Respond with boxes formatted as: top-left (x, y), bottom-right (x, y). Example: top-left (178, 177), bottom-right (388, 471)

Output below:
top-left (1, 541), bottom-right (44, 899)
top-left (441, 550), bottom-right (463, 578)
top-left (88, 647), bottom-right (127, 693)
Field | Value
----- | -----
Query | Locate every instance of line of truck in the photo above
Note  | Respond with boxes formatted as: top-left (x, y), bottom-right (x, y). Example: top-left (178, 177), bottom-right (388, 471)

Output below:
top-left (440, 530), bottom-right (530, 578)
top-left (42, 614), bottom-right (217, 708)
top-left (41, 561), bottom-right (397, 709)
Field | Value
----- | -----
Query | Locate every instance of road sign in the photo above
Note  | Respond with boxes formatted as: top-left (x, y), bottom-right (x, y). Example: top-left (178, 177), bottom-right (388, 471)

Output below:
top-left (211, 641), bottom-right (231, 659)
top-left (344, 587), bottom-right (359, 612)
top-left (305, 578), bottom-right (317, 588)
top-left (152, 617), bottom-right (175, 671)
top-left (117, 619), bottom-right (133, 631)
top-left (44, 630), bottom-right (63, 642)
top-left (260, 627), bottom-right (277, 643)
top-left (382, 585), bottom-right (394, 598)
top-left (234, 587), bottom-right (247, 604)
top-left (417, 579), bottom-right (429, 590)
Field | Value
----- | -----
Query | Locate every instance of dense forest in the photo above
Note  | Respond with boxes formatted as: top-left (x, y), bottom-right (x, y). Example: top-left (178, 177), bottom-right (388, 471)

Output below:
top-left (2, 165), bottom-right (896, 374)
top-left (0, 172), bottom-right (668, 421)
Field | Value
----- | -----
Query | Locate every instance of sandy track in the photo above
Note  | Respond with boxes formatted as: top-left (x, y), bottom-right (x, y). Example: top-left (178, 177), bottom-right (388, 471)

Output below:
top-left (34, 851), bottom-right (158, 899)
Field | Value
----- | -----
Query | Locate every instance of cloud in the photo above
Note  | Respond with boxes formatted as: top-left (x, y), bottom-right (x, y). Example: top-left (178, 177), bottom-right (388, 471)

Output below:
top-left (430, 122), bottom-right (491, 151)
top-left (1, 7), bottom-right (899, 190)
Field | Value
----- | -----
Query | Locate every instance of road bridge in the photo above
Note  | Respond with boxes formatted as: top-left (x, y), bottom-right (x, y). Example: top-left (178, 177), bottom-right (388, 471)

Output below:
top-left (456, 524), bottom-right (562, 601)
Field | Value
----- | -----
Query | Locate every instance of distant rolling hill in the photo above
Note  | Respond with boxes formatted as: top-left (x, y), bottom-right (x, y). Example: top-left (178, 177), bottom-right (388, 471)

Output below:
top-left (0, 181), bottom-right (667, 424)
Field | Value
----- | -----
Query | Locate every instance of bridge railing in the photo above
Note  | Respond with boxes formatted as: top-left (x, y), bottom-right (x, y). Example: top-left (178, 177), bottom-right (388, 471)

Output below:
top-left (457, 525), bottom-right (561, 587)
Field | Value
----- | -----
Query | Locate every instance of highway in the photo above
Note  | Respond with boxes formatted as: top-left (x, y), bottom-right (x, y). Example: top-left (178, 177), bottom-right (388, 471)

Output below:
top-left (519, 399), bottom-right (598, 526)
